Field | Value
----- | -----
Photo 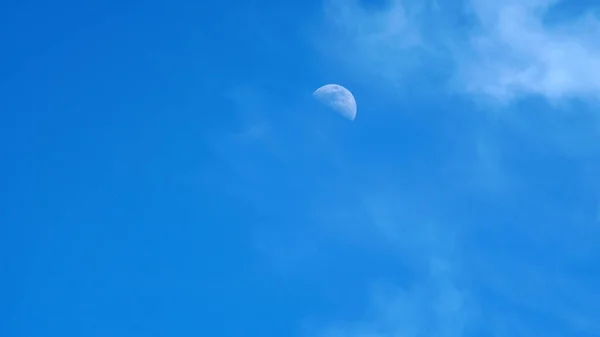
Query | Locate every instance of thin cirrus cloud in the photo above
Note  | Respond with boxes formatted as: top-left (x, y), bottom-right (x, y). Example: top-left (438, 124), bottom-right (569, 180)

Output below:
top-left (307, 0), bottom-right (600, 337)
top-left (459, 0), bottom-right (600, 102)
top-left (317, 0), bottom-right (600, 103)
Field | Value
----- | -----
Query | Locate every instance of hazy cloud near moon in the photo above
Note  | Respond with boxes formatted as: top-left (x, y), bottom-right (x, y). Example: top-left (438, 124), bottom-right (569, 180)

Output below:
top-left (316, 0), bottom-right (600, 104)
top-left (300, 1), bottom-right (600, 337)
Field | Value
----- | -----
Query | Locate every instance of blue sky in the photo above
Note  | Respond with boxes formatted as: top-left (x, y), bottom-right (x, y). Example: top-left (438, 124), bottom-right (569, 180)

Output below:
top-left (2, 0), bottom-right (600, 336)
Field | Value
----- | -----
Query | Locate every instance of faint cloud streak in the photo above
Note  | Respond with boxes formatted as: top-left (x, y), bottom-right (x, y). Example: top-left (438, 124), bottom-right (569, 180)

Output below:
top-left (316, 0), bottom-right (600, 104)
top-left (459, 0), bottom-right (600, 103)
top-left (309, 1), bottom-right (600, 336)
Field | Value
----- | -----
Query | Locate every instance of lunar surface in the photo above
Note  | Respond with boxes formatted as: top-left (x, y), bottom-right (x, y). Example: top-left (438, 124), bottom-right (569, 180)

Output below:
top-left (312, 84), bottom-right (357, 121)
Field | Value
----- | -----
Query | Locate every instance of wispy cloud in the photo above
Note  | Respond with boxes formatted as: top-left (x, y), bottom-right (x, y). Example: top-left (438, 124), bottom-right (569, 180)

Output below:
top-left (316, 0), bottom-right (600, 103)
top-left (306, 163), bottom-right (600, 337)
top-left (317, 272), bottom-right (472, 337)
top-left (459, 0), bottom-right (600, 103)
top-left (307, 1), bottom-right (600, 336)
top-left (314, 0), bottom-right (430, 87)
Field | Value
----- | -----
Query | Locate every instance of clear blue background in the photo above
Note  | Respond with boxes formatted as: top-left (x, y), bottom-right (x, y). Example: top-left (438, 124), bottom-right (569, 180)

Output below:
top-left (2, 0), bottom-right (600, 336)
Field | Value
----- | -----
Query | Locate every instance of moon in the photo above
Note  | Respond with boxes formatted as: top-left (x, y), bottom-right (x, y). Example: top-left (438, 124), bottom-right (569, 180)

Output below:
top-left (312, 84), bottom-right (357, 121)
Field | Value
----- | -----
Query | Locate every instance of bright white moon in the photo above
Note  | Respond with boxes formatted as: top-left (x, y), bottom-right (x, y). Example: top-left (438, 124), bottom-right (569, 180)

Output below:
top-left (312, 84), bottom-right (357, 121)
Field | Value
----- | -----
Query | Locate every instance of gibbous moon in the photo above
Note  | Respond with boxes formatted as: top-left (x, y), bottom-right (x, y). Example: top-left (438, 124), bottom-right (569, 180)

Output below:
top-left (312, 84), bottom-right (357, 121)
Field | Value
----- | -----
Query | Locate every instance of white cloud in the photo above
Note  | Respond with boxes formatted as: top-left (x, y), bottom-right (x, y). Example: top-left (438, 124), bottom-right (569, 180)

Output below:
top-left (315, 0), bottom-right (429, 87)
top-left (459, 0), bottom-right (600, 103)
top-left (317, 0), bottom-right (600, 103)
top-left (308, 174), bottom-right (600, 337)
top-left (218, 4), bottom-right (600, 336)
top-left (302, 183), bottom-right (479, 337)
top-left (309, 3), bottom-right (600, 334)
top-left (317, 272), bottom-right (473, 337)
